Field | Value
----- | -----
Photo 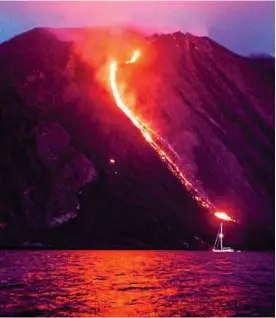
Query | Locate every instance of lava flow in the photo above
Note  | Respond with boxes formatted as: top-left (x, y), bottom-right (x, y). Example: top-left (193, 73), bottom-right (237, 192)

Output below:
top-left (214, 212), bottom-right (235, 222)
top-left (109, 50), bottom-right (230, 217)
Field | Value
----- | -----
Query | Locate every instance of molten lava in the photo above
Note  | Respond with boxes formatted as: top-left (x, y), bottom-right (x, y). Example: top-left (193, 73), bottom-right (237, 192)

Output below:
top-left (214, 212), bottom-right (234, 222)
top-left (109, 49), bottom-right (233, 218)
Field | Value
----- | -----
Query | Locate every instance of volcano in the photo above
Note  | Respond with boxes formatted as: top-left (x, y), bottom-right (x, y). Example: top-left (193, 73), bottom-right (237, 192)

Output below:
top-left (0, 28), bottom-right (274, 249)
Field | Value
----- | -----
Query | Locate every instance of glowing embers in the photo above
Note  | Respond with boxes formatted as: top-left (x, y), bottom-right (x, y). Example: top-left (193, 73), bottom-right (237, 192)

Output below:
top-left (108, 158), bottom-right (118, 175)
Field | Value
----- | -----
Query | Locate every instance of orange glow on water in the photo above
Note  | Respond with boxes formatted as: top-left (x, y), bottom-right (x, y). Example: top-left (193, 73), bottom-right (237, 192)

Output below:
top-left (3, 251), bottom-right (264, 316)
top-left (109, 50), bottom-right (215, 212)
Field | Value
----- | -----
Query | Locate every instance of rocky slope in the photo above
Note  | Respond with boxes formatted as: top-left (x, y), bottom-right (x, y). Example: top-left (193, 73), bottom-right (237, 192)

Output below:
top-left (0, 28), bottom-right (273, 249)
top-left (133, 32), bottom-right (274, 237)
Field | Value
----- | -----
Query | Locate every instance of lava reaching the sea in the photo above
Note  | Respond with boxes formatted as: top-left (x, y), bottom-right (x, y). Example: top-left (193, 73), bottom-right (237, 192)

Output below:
top-left (214, 212), bottom-right (234, 222)
top-left (109, 49), bottom-right (233, 221)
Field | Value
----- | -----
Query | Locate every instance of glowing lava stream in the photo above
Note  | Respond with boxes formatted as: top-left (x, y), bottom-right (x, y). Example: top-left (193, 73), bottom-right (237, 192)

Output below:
top-left (109, 50), bottom-right (217, 213)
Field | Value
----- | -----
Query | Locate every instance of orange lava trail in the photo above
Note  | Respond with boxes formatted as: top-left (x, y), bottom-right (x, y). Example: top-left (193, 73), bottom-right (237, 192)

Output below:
top-left (109, 50), bottom-right (229, 217)
top-left (214, 212), bottom-right (234, 222)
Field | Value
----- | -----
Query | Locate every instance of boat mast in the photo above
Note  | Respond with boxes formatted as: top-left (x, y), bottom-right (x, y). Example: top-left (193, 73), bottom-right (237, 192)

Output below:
top-left (214, 230), bottom-right (219, 250)
top-left (220, 223), bottom-right (223, 250)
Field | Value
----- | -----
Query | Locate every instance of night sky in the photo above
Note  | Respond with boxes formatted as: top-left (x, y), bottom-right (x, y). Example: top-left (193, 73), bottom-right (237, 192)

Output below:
top-left (0, 1), bottom-right (274, 56)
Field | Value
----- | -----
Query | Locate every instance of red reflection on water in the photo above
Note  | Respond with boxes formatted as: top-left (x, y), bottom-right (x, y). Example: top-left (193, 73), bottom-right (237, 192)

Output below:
top-left (0, 251), bottom-right (274, 317)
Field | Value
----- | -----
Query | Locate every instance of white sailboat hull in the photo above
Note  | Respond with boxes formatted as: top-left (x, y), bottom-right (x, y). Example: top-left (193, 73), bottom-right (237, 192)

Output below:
top-left (212, 248), bottom-right (234, 253)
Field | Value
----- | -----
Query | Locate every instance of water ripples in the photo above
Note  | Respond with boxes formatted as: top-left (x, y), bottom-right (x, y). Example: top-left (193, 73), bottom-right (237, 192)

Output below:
top-left (0, 251), bottom-right (274, 316)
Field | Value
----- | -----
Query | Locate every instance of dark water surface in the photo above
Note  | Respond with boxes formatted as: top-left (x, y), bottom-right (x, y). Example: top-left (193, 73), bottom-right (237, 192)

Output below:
top-left (0, 251), bottom-right (274, 317)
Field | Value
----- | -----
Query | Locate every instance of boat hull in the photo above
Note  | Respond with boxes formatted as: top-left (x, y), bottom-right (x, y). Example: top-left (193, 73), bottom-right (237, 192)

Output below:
top-left (212, 249), bottom-right (234, 252)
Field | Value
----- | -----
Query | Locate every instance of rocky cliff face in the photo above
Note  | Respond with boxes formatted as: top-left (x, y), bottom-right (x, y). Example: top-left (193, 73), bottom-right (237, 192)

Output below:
top-left (0, 28), bottom-right (273, 249)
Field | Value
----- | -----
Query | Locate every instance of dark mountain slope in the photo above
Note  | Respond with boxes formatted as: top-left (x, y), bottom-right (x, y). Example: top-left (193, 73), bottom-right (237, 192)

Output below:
top-left (0, 28), bottom-right (273, 249)
top-left (131, 32), bottom-right (274, 234)
top-left (0, 28), bottom-right (214, 249)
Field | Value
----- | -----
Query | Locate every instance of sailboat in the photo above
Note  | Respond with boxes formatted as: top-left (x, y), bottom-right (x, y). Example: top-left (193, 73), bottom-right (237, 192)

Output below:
top-left (212, 222), bottom-right (234, 252)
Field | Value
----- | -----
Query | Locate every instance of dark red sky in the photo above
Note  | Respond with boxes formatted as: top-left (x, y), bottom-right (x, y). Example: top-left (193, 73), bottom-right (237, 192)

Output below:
top-left (0, 1), bottom-right (274, 56)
